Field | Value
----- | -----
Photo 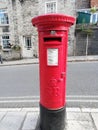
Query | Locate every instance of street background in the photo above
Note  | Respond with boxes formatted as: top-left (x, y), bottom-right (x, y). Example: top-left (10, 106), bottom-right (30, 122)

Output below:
top-left (0, 57), bottom-right (98, 130)
top-left (0, 57), bottom-right (98, 108)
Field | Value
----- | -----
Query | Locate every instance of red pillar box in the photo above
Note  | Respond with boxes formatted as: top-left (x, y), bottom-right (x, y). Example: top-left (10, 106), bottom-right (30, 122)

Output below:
top-left (32, 14), bottom-right (75, 130)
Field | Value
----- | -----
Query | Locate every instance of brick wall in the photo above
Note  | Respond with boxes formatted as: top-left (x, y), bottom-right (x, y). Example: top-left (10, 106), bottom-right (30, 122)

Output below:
top-left (90, 0), bottom-right (98, 7)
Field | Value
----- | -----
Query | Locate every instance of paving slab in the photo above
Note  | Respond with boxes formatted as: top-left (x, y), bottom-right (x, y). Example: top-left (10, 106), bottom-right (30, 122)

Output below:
top-left (67, 112), bottom-right (92, 121)
top-left (81, 108), bottom-right (92, 113)
top-left (0, 112), bottom-right (6, 121)
top-left (66, 107), bottom-right (81, 112)
top-left (0, 56), bottom-right (98, 67)
top-left (21, 108), bottom-right (39, 112)
top-left (91, 113), bottom-right (98, 130)
top-left (66, 120), bottom-right (95, 130)
top-left (0, 111), bottom-right (26, 130)
top-left (0, 108), bottom-right (21, 112)
top-left (0, 108), bottom-right (97, 130)
top-left (22, 112), bottom-right (39, 130)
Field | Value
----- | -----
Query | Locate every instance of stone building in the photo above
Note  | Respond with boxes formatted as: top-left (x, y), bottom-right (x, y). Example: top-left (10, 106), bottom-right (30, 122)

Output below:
top-left (7, 0), bottom-right (39, 59)
top-left (1, 0), bottom-right (98, 58)
top-left (0, 0), bottom-right (76, 60)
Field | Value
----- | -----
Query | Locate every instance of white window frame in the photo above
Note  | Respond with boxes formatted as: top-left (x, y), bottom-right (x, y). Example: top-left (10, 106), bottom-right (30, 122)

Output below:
top-left (45, 1), bottom-right (57, 14)
top-left (90, 13), bottom-right (98, 24)
top-left (0, 10), bottom-right (9, 25)
top-left (24, 36), bottom-right (32, 50)
top-left (1, 35), bottom-right (11, 50)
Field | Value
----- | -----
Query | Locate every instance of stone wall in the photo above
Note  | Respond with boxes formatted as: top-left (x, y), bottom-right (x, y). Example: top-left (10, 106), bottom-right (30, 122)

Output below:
top-left (5, 0), bottom-right (76, 59)
top-left (0, 1), bottom-right (7, 8)
top-left (75, 29), bottom-right (98, 56)
top-left (1, 50), bottom-right (21, 60)
top-left (88, 29), bottom-right (98, 55)
top-left (16, 0), bottom-right (39, 57)
top-left (76, 0), bottom-right (90, 9)
top-left (7, 0), bottom-right (39, 58)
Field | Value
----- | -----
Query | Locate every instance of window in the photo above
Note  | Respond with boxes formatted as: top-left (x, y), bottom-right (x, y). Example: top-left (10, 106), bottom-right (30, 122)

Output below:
top-left (0, 10), bottom-right (6, 13)
top-left (90, 13), bottom-right (98, 24)
top-left (2, 26), bottom-right (9, 32)
top-left (0, 10), bottom-right (9, 24)
top-left (45, 1), bottom-right (57, 13)
top-left (2, 35), bottom-right (10, 49)
top-left (25, 37), bottom-right (32, 49)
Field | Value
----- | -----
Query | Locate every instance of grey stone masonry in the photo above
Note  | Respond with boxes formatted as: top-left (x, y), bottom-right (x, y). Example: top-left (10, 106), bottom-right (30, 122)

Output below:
top-left (7, 0), bottom-right (15, 45)
top-left (8, 0), bottom-right (19, 45)
top-left (7, 0), bottom-right (39, 57)
top-left (76, 0), bottom-right (90, 9)
top-left (3, 0), bottom-right (76, 59)
top-left (75, 29), bottom-right (98, 56)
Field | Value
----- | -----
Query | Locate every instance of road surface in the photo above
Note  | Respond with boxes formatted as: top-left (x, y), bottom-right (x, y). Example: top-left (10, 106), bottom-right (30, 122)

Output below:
top-left (0, 61), bottom-right (98, 107)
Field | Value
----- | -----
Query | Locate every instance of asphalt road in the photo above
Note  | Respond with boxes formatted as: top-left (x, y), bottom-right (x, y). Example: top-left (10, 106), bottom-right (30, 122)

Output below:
top-left (0, 61), bottom-right (98, 108)
top-left (67, 61), bottom-right (98, 108)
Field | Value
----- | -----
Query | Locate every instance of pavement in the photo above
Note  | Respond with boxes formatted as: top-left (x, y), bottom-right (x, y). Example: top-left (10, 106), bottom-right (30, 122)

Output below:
top-left (0, 107), bottom-right (98, 130)
top-left (0, 55), bottom-right (98, 130)
top-left (0, 55), bottom-right (98, 66)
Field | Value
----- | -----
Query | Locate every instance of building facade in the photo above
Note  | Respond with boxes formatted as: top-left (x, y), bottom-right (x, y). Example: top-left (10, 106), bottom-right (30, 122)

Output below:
top-left (7, 0), bottom-right (39, 59)
top-left (1, 0), bottom-right (98, 58)
top-left (0, 0), bottom-right (76, 59)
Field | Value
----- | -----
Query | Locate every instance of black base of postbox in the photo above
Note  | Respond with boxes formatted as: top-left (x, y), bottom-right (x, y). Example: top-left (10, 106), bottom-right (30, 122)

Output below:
top-left (39, 104), bottom-right (66, 130)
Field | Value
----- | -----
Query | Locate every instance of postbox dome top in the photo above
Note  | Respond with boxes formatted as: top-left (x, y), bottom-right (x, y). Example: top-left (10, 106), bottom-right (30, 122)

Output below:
top-left (32, 14), bottom-right (75, 30)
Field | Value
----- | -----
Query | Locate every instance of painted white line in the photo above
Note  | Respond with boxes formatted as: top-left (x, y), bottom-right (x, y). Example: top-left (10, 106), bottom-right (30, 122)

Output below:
top-left (0, 96), bottom-right (40, 100)
top-left (0, 99), bottom-right (98, 103)
top-left (0, 95), bottom-right (98, 100)
top-left (0, 100), bottom-right (39, 103)
top-left (68, 61), bottom-right (98, 64)
top-left (67, 95), bottom-right (98, 98)
top-left (67, 99), bottom-right (98, 103)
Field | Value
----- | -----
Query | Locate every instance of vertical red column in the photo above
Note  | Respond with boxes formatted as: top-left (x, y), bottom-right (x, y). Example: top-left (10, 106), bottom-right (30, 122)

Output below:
top-left (32, 14), bottom-right (75, 130)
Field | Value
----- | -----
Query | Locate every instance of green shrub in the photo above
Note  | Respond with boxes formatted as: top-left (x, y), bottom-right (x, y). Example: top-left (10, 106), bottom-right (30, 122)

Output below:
top-left (12, 45), bottom-right (21, 51)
